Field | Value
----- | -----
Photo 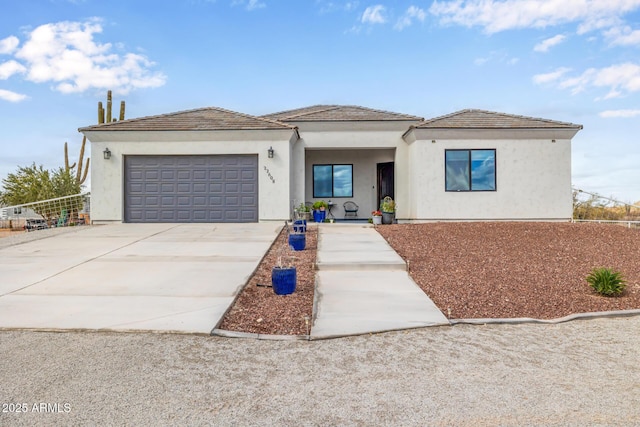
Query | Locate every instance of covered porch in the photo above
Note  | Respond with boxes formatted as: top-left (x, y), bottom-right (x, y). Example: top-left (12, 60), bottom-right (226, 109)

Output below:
top-left (300, 148), bottom-right (396, 220)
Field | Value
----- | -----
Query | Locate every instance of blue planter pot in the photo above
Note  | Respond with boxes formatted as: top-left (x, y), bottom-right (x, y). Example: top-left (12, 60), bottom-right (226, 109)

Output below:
top-left (313, 210), bottom-right (326, 223)
top-left (293, 220), bottom-right (307, 233)
top-left (288, 233), bottom-right (306, 251)
top-left (272, 267), bottom-right (296, 295)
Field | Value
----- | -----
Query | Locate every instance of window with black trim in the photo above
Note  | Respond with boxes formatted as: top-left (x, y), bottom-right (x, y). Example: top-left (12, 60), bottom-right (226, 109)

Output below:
top-left (313, 164), bottom-right (353, 198)
top-left (445, 149), bottom-right (496, 191)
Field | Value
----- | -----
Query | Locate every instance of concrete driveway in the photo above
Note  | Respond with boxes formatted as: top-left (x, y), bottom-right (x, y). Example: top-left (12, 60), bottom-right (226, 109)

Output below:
top-left (0, 223), bottom-right (280, 333)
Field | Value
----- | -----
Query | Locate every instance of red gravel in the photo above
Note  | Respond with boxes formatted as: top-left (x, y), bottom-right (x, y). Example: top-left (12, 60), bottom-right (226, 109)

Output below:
top-left (218, 225), bottom-right (317, 335)
top-left (220, 222), bottom-right (640, 335)
top-left (377, 222), bottom-right (640, 319)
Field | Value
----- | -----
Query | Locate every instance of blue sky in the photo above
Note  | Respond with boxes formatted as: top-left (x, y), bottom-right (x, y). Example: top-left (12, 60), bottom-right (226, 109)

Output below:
top-left (1, 0), bottom-right (640, 202)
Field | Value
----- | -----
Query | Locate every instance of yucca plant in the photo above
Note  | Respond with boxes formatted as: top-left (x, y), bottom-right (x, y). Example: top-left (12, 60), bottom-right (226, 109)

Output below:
top-left (586, 268), bottom-right (627, 296)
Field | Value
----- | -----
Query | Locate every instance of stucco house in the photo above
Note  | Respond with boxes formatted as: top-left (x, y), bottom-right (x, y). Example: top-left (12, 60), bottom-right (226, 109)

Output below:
top-left (79, 105), bottom-right (582, 224)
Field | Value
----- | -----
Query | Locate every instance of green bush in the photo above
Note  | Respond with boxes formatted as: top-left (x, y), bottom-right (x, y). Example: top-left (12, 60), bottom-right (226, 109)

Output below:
top-left (586, 268), bottom-right (627, 296)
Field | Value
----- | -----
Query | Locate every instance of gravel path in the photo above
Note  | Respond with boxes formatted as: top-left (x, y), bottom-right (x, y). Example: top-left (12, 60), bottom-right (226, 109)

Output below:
top-left (1, 317), bottom-right (639, 426)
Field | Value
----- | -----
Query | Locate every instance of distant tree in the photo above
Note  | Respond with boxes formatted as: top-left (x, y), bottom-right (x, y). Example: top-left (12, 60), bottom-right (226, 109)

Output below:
top-left (0, 163), bottom-right (80, 208)
top-left (572, 190), bottom-right (624, 220)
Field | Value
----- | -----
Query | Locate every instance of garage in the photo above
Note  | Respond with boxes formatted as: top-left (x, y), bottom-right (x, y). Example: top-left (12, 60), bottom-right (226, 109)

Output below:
top-left (124, 155), bottom-right (258, 223)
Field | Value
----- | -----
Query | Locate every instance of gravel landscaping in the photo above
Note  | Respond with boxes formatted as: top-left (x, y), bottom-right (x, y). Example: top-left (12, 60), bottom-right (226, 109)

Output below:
top-left (378, 222), bottom-right (640, 320)
top-left (220, 222), bottom-right (640, 335)
top-left (218, 225), bottom-right (317, 335)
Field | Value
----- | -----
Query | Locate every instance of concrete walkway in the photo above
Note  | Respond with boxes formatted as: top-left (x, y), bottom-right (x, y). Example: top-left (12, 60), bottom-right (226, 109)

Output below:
top-left (0, 222), bottom-right (448, 337)
top-left (0, 223), bottom-right (279, 333)
top-left (311, 224), bottom-right (449, 338)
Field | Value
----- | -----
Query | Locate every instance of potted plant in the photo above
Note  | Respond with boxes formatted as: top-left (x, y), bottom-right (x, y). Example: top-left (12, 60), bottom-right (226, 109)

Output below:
top-left (288, 225), bottom-right (306, 251)
top-left (312, 200), bottom-right (328, 223)
top-left (294, 203), bottom-right (311, 221)
top-left (371, 210), bottom-right (382, 225)
top-left (272, 249), bottom-right (296, 295)
top-left (380, 196), bottom-right (396, 224)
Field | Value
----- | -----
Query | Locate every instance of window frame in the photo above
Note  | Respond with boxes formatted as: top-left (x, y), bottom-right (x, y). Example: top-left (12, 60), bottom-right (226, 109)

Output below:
top-left (445, 149), bottom-right (496, 192)
top-left (312, 164), bottom-right (354, 198)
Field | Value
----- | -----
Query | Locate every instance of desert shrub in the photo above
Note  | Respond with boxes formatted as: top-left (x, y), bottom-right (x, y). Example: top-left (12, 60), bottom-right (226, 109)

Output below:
top-left (586, 268), bottom-right (627, 296)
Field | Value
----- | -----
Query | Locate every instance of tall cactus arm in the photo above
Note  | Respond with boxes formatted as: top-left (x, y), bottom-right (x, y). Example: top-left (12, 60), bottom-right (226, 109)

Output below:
top-left (106, 90), bottom-right (112, 122)
top-left (119, 100), bottom-right (126, 121)
top-left (98, 102), bottom-right (104, 124)
top-left (64, 142), bottom-right (77, 170)
top-left (75, 136), bottom-right (86, 184)
top-left (79, 158), bottom-right (90, 185)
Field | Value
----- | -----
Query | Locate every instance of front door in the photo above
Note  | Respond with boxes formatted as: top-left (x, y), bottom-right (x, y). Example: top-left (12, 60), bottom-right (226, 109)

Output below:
top-left (377, 162), bottom-right (394, 210)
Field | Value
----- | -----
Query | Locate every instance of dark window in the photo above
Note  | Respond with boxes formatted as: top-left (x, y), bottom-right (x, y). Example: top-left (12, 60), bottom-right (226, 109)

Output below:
top-left (445, 149), bottom-right (496, 191)
top-left (313, 164), bottom-right (353, 198)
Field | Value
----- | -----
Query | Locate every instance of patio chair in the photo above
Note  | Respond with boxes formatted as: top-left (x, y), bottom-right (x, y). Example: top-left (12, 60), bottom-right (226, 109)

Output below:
top-left (343, 201), bottom-right (359, 218)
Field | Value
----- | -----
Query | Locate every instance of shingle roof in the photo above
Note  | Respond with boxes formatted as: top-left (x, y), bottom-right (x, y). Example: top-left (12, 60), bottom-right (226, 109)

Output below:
top-left (262, 105), bottom-right (423, 122)
top-left (413, 109), bottom-right (583, 129)
top-left (79, 107), bottom-right (295, 132)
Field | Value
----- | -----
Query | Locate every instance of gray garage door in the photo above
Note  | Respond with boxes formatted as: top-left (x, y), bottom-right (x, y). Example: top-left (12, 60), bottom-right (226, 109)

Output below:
top-left (124, 155), bottom-right (258, 223)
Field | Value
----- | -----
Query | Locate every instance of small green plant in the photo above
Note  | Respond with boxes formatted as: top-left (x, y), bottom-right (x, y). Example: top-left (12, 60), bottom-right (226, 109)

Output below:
top-left (586, 267), bottom-right (627, 296)
top-left (380, 196), bottom-right (396, 213)
top-left (312, 200), bottom-right (328, 211)
top-left (295, 203), bottom-right (310, 213)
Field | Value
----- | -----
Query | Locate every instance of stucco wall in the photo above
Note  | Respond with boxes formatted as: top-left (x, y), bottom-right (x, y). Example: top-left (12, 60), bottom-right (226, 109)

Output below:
top-left (406, 138), bottom-right (573, 220)
top-left (86, 130), bottom-right (295, 222)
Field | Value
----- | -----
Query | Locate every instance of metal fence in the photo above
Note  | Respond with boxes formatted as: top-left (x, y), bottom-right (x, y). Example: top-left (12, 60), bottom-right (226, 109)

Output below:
top-left (571, 219), bottom-right (640, 229)
top-left (0, 193), bottom-right (90, 231)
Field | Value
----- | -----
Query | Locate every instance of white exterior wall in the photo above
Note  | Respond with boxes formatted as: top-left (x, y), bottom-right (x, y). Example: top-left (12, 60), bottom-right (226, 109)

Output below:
top-left (85, 130), bottom-right (296, 223)
top-left (406, 136), bottom-right (573, 220)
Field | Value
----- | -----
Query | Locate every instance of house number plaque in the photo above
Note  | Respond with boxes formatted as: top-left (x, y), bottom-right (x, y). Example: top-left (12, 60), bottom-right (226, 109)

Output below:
top-left (263, 166), bottom-right (275, 183)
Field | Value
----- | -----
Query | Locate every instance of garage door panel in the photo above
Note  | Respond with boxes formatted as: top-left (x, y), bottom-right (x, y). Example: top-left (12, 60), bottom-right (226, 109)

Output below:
top-left (125, 155), bottom-right (258, 223)
top-left (225, 183), bottom-right (239, 193)
top-left (225, 170), bottom-right (239, 180)
top-left (177, 170), bottom-right (192, 180)
top-left (225, 196), bottom-right (239, 206)
top-left (144, 196), bottom-right (158, 206)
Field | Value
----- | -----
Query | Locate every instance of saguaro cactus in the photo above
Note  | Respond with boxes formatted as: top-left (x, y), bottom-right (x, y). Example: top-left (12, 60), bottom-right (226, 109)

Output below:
top-left (64, 136), bottom-right (89, 185)
top-left (64, 90), bottom-right (125, 186)
top-left (98, 90), bottom-right (126, 124)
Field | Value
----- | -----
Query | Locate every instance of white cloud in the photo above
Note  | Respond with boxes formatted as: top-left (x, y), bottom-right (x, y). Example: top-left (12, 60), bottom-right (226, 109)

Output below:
top-left (231, 0), bottom-right (265, 10)
top-left (536, 63), bottom-right (640, 98)
top-left (604, 25), bottom-right (640, 46)
top-left (395, 6), bottom-right (427, 30)
top-left (361, 5), bottom-right (386, 24)
top-left (475, 50), bottom-right (519, 66)
top-left (533, 67), bottom-right (571, 84)
top-left (9, 19), bottom-right (166, 95)
top-left (0, 36), bottom-right (19, 54)
top-left (534, 34), bottom-right (566, 52)
top-left (0, 60), bottom-right (26, 79)
top-left (0, 88), bottom-right (27, 102)
top-left (599, 109), bottom-right (640, 118)
top-left (429, 0), bottom-right (640, 34)
top-left (246, 0), bottom-right (265, 10)
top-left (317, 1), bottom-right (359, 13)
